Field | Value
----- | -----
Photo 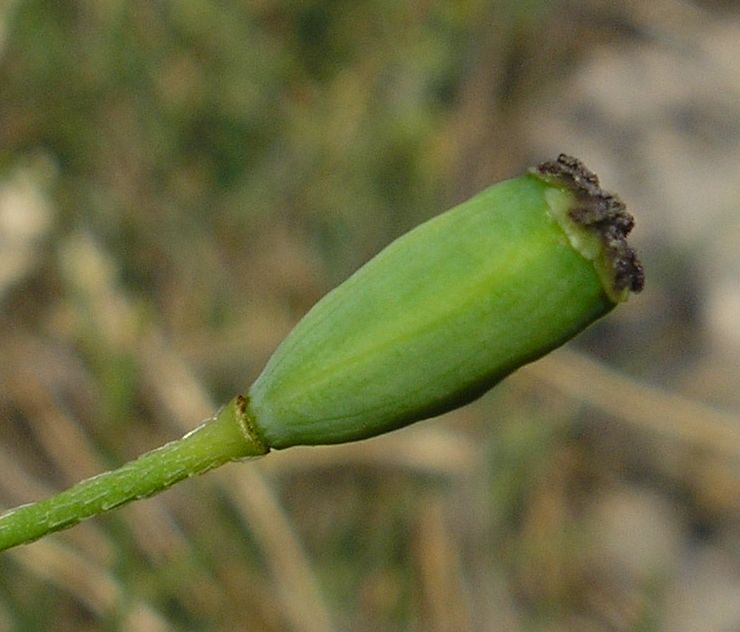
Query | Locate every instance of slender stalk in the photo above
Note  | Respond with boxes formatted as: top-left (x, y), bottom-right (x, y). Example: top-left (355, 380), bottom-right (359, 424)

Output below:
top-left (0, 396), bottom-right (267, 552)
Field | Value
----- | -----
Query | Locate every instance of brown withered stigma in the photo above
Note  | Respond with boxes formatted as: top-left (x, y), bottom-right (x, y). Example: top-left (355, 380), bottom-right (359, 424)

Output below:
top-left (533, 154), bottom-right (644, 294)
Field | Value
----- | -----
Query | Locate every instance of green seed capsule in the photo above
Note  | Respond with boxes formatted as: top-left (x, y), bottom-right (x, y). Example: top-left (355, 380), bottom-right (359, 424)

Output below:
top-left (247, 155), bottom-right (643, 448)
top-left (0, 155), bottom-right (644, 552)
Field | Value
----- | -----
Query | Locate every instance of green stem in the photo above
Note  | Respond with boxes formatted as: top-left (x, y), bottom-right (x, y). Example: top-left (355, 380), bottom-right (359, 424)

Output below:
top-left (0, 396), bottom-right (267, 552)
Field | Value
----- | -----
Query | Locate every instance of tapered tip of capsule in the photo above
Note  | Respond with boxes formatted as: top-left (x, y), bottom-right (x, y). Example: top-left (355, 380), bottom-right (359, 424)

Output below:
top-left (532, 154), bottom-right (644, 296)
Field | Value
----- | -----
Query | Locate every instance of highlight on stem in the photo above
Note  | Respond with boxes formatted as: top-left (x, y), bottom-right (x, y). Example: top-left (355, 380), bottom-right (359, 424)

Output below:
top-left (0, 154), bottom-right (643, 552)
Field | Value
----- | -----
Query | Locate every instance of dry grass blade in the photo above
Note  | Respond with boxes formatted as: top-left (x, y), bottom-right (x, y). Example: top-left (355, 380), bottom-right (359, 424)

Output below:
top-left (526, 348), bottom-right (740, 461)
top-left (6, 540), bottom-right (169, 632)
top-left (260, 426), bottom-right (479, 480)
top-left (413, 496), bottom-right (474, 632)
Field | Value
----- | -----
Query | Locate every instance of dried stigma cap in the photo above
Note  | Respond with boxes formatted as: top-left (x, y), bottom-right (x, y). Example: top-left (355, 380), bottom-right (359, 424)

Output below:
top-left (533, 154), bottom-right (644, 301)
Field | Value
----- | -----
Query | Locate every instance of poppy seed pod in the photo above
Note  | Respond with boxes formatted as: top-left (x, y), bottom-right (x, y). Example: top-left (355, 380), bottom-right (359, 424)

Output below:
top-left (0, 155), bottom-right (644, 552)
top-left (247, 155), bottom-right (643, 448)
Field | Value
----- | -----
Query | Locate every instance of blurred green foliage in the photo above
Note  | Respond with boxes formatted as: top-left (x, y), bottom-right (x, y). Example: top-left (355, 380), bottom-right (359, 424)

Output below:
top-left (2, 0), bottom-right (491, 303)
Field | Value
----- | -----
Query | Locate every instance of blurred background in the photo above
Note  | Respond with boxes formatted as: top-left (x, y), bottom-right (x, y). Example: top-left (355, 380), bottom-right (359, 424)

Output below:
top-left (0, 1), bottom-right (739, 630)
